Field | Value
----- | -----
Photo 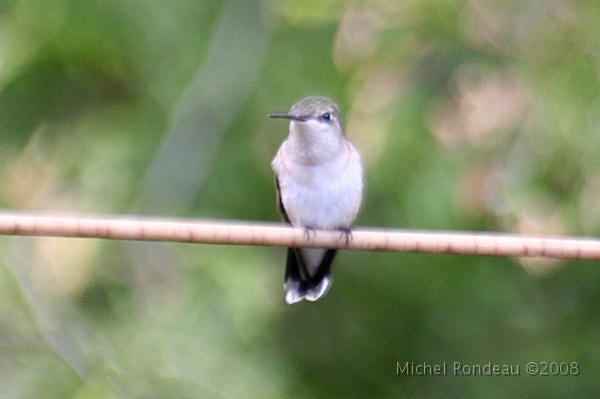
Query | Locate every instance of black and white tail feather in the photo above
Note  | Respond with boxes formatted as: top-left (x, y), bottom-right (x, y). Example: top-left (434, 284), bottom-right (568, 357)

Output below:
top-left (284, 247), bottom-right (337, 304)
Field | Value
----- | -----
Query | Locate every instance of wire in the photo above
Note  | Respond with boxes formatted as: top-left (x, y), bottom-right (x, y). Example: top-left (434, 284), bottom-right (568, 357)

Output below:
top-left (0, 212), bottom-right (598, 260)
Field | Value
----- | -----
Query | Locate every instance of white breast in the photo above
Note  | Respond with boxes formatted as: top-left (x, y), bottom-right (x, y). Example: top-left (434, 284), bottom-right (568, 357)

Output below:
top-left (274, 141), bottom-right (363, 230)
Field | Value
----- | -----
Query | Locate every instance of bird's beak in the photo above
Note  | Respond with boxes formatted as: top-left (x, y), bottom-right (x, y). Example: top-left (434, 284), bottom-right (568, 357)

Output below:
top-left (268, 113), bottom-right (308, 122)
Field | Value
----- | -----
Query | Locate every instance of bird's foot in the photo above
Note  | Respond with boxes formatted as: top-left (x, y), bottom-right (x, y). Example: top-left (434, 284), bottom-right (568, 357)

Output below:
top-left (302, 226), bottom-right (317, 241)
top-left (338, 227), bottom-right (353, 245)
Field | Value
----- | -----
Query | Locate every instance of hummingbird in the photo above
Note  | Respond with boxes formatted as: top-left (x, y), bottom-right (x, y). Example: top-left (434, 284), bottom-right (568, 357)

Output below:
top-left (269, 96), bottom-right (363, 304)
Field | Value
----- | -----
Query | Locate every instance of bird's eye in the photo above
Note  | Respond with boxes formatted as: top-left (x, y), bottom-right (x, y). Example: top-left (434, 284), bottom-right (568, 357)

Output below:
top-left (321, 112), bottom-right (331, 121)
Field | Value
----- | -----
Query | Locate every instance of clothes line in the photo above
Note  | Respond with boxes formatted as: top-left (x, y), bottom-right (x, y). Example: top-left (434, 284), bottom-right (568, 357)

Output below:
top-left (0, 212), bottom-right (598, 260)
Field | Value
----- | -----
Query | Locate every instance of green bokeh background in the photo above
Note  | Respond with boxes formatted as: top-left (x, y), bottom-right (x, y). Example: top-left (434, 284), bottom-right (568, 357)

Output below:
top-left (1, 0), bottom-right (599, 397)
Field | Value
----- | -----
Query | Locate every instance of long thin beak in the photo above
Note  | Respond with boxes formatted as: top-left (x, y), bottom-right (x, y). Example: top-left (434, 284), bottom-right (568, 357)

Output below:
top-left (268, 113), bottom-right (308, 122)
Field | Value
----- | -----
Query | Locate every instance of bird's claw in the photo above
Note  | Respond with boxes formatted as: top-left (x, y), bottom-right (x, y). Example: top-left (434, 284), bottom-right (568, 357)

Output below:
top-left (301, 226), bottom-right (352, 245)
top-left (338, 227), bottom-right (352, 245)
top-left (303, 226), bottom-right (317, 241)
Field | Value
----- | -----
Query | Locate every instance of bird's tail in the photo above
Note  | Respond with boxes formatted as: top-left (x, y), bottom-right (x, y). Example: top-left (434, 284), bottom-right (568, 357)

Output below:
top-left (284, 248), bottom-right (336, 304)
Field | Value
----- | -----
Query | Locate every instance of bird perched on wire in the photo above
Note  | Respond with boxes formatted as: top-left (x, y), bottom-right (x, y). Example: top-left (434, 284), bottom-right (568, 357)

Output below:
top-left (269, 96), bottom-right (363, 304)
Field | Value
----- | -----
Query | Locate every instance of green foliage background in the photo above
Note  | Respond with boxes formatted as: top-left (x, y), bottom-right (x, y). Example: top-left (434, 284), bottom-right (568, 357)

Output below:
top-left (1, 0), bottom-right (599, 397)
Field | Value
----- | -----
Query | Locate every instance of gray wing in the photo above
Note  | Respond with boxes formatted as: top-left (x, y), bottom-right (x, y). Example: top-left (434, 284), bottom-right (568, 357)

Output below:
top-left (275, 176), bottom-right (291, 224)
